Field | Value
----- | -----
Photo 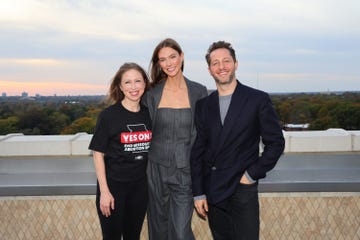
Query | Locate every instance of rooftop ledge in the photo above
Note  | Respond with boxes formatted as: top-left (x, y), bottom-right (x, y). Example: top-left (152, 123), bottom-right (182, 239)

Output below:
top-left (1, 129), bottom-right (360, 157)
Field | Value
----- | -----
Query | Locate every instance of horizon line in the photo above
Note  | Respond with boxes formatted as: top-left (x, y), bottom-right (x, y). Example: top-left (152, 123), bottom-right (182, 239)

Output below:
top-left (2, 90), bottom-right (360, 98)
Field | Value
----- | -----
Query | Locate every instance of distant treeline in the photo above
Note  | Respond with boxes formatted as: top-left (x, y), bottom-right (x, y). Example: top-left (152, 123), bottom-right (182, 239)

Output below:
top-left (0, 95), bottom-right (107, 135)
top-left (271, 92), bottom-right (360, 130)
top-left (0, 92), bottom-right (359, 135)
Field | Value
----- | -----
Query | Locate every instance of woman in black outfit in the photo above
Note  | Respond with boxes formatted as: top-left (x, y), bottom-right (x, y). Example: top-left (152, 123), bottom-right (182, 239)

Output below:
top-left (89, 62), bottom-right (151, 240)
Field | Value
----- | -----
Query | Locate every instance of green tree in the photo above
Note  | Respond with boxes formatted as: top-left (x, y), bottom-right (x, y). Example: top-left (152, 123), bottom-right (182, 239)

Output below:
top-left (333, 104), bottom-right (360, 130)
top-left (0, 116), bottom-right (19, 134)
top-left (277, 101), bottom-right (292, 124)
top-left (61, 117), bottom-right (96, 134)
top-left (17, 107), bottom-right (48, 134)
top-left (48, 112), bottom-right (71, 134)
top-left (59, 105), bottom-right (87, 122)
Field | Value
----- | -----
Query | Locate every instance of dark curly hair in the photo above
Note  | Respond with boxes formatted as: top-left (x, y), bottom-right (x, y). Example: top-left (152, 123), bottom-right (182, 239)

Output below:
top-left (205, 41), bottom-right (237, 66)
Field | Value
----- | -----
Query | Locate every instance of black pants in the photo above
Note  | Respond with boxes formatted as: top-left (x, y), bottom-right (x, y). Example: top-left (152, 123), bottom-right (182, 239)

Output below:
top-left (208, 183), bottom-right (259, 240)
top-left (96, 177), bottom-right (148, 240)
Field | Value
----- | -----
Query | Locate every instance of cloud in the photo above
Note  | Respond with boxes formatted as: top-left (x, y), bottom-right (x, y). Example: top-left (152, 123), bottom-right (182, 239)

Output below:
top-left (0, 80), bottom-right (108, 96)
top-left (0, 0), bottom-right (359, 94)
top-left (0, 58), bottom-right (64, 66)
top-left (3, 0), bottom-right (358, 40)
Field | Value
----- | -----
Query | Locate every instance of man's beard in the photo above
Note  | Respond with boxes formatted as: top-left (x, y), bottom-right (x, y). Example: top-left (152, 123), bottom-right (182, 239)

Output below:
top-left (213, 71), bottom-right (236, 86)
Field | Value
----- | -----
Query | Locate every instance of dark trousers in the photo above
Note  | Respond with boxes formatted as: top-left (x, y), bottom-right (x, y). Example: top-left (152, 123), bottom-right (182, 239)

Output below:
top-left (96, 177), bottom-right (148, 240)
top-left (147, 161), bottom-right (195, 240)
top-left (208, 183), bottom-right (259, 240)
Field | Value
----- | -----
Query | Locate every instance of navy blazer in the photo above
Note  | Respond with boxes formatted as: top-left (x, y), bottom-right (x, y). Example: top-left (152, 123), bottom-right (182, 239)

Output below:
top-left (190, 81), bottom-right (285, 204)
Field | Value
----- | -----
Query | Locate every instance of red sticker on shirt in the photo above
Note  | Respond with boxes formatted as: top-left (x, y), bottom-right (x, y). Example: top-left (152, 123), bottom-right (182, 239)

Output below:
top-left (120, 131), bottom-right (152, 143)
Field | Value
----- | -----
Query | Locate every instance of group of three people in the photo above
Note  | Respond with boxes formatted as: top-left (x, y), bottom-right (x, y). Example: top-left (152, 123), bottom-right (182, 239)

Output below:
top-left (89, 38), bottom-right (285, 240)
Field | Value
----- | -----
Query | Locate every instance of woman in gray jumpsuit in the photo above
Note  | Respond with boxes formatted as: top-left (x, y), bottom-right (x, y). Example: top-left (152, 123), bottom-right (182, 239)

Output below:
top-left (144, 38), bottom-right (208, 240)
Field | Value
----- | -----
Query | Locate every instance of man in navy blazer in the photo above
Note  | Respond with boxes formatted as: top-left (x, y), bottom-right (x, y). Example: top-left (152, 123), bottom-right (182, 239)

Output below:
top-left (190, 41), bottom-right (285, 240)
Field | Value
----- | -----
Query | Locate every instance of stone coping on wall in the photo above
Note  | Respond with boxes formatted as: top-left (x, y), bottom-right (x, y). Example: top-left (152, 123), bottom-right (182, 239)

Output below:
top-left (1, 129), bottom-right (360, 157)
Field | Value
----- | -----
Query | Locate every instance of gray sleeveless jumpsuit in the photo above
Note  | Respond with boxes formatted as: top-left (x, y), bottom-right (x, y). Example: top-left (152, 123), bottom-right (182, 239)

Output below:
top-left (147, 108), bottom-right (195, 240)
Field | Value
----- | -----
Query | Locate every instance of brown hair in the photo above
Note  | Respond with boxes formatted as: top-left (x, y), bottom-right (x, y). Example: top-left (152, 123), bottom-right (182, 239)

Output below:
top-left (205, 41), bottom-right (237, 66)
top-left (107, 62), bottom-right (150, 104)
top-left (149, 38), bottom-right (184, 87)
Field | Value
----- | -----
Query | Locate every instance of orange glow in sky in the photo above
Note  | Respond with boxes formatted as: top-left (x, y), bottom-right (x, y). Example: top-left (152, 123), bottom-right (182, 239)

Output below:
top-left (0, 80), bottom-right (108, 96)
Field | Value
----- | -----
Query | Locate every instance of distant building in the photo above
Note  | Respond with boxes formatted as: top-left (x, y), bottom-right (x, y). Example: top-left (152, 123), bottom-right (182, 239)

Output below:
top-left (1, 92), bottom-right (6, 97)
top-left (21, 92), bottom-right (29, 97)
top-left (284, 123), bottom-right (310, 131)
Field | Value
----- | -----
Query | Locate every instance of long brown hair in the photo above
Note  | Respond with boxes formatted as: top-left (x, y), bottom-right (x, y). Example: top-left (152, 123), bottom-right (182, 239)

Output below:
top-left (149, 38), bottom-right (184, 87)
top-left (107, 62), bottom-right (150, 104)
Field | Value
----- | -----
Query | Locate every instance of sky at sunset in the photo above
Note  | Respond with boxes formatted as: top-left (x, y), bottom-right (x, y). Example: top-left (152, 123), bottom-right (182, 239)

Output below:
top-left (1, 0), bottom-right (359, 96)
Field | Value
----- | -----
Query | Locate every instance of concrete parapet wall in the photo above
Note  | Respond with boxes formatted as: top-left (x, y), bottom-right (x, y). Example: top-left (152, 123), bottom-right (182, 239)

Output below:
top-left (284, 128), bottom-right (353, 152)
top-left (350, 130), bottom-right (360, 151)
top-left (70, 133), bottom-right (93, 155)
top-left (0, 134), bottom-right (72, 156)
top-left (283, 131), bottom-right (291, 152)
top-left (1, 129), bottom-right (360, 156)
top-left (0, 133), bottom-right (92, 156)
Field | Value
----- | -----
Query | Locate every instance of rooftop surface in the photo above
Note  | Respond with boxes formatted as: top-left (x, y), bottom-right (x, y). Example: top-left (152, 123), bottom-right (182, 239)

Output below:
top-left (1, 153), bottom-right (359, 196)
